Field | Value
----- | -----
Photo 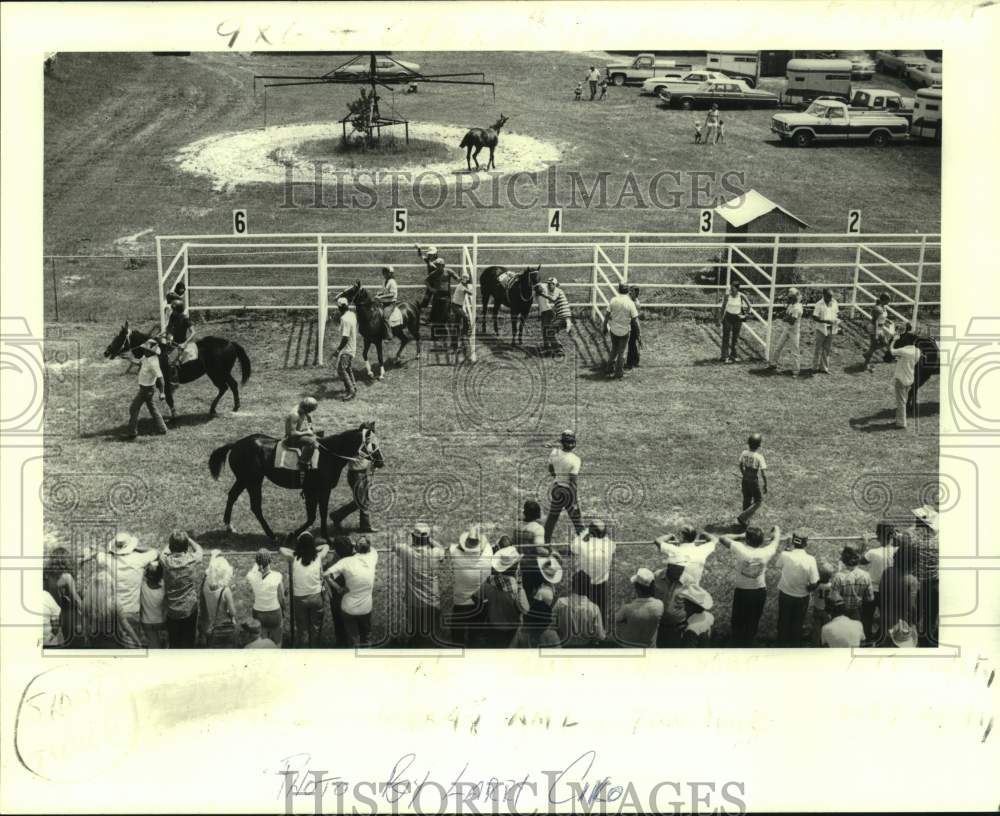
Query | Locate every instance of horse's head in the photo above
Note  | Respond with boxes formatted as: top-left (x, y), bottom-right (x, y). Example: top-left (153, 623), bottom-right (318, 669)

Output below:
top-left (360, 421), bottom-right (385, 470)
top-left (524, 264), bottom-right (542, 288)
top-left (103, 321), bottom-right (133, 359)
top-left (494, 113), bottom-right (509, 131)
top-left (336, 281), bottom-right (364, 306)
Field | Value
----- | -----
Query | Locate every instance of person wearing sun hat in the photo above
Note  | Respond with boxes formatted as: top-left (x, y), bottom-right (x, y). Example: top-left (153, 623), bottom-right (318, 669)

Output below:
top-left (126, 338), bottom-right (168, 440)
top-left (908, 503), bottom-right (939, 646)
top-left (445, 525), bottom-right (493, 647)
top-left (888, 618), bottom-right (918, 648)
top-left (106, 531), bottom-right (160, 642)
top-left (393, 523), bottom-right (445, 646)
top-left (481, 540), bottom-right (529, 648)
top-left (678, 584), bottom-right (715, 647)
top-left (612, 567), bottom-right (664, 648)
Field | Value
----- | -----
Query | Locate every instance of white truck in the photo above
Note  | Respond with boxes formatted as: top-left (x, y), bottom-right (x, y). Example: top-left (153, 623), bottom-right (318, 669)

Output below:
top-left (849, 88), bottom-right (915, 121)
top-left (770, 98), bottom-right (910, 147)
top-left (604, 53), bottom-right (693, 86)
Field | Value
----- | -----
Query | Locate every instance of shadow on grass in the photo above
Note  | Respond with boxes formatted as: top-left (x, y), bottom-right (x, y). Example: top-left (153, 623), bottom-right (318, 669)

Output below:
top-left (81, 414), bottom-right (216, 439)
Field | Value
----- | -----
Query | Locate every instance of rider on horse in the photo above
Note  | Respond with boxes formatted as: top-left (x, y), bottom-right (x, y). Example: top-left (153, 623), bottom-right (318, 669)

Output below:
top-left (162, 299), bottom-right (196, 384)
top-left (284, 397), bottom-right (320, 471)
top-left (374, 266), bottom-right (400, 330)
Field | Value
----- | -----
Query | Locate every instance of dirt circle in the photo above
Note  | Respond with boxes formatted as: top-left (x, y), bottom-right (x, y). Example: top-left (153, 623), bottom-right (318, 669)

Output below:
top-left (175, 121), bottom-right (562, 192)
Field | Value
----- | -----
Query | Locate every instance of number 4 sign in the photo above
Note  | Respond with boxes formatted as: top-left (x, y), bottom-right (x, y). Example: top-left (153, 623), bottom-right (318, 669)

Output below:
top-left (232, 209), bottom-right (248, 235)
top-left (548, 208), bottom-right (562, 234)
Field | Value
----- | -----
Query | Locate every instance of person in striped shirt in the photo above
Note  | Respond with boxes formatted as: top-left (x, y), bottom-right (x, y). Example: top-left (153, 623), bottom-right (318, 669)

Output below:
top-left (537, 277), bottom-right (573, 355)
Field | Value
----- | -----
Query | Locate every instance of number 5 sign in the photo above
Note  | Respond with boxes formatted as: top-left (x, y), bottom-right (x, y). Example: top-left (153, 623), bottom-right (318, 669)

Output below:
top-left (232, 209), bottom-right (248, 235)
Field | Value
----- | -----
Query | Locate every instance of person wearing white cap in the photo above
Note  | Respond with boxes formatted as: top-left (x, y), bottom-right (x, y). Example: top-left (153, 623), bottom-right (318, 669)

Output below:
top-left (570, 519), bottom-right (616, 626)
top-left (766, 287), bottom-right (804, 375)
top-left (603, 281), bottom-right (639, 378)
top-left (126, 338), bottom-right (168, 439)
top-left (445, 525), bottom-right (493, 647)
top-left (533, 278), bottom-right (556, 355)
top-left (890, 321), bottom-right (921, 428)
top-left (775, 531), bottom-right (819, 647)
top-left (107, 531), bottom-right (161, 640)
top-left (613, 567), bottom-right (664, 647)
top-left (907, 504), bottom-right (939, 646)
top-left (544, 430), bottom-right (585, 543)
top-left (375, 266), bottom-right (399, 320)
top-left (535, 277), bottom-right (573, 354)
top-left (678, 584), bottom-right (715, 647)
top-left (446, 266), bottom-right (475, 358)
top-left (393, 523), bottom-right (445, 646)
top-left (481, 539), bottom-right (529, 648)
top-left (415, 244), bottom-right (449, 310)
top-left (284, 397), bottom-right (320, 471)
top-left (335, 297), bottom-right (359, 401)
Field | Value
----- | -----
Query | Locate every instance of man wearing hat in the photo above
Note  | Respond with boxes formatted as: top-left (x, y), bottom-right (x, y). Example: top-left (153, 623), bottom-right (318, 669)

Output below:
top-left (602, 281), bottom-right (639, 378)
top-left (544, 431), bottom-right (585, 544)
top-left (908, 504), bottom-right (939, 646)
top-left (775, 531), bottom-right (820, 647)
top-left (446, 265), bottom-right (475, 358)
top-left (766, 287), bottom-right (804, 375)
top-left (678, 584), bottom-right (715, 647)
top-left (613, 567), bottom-right (664, 647)
top-left (570, 519), bottom-right (616, 626)
top-left (126, 338), bottom-right (168, 439)
top-left (284, 397), bottom-right (320, 471)
top-left (533, 277), bottom-right (556, 355)
top-left (415, 245), bottom-right (451, 311)
top-left (393, 523), bottom-right (445, 646)
top-left (107, 532), bottom-right (161, 641)
top-left (334, 297), bottom-right (358, 400)
top-left (482, 542), bottom-right (530, 648)
top-left (445, 525), bottom-right (493, 647)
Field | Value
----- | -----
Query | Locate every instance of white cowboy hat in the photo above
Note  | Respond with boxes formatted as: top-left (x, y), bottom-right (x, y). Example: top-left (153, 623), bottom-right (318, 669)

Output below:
top-left (537, 554), bottom-right (563, 585)
top-left (457, 525), bottom-right (489, 553)
top-left (492, 546), bottom-right (521, 573)
top-left (108, 531), bottom-right (138, 555)
top-left (912, 505), bottom-right (939, 533)
top-left (890, 619), bottom-right (918, 648)
top-left (677, 584), bottom-right (714, 611)
top-left (630, 567), bottom-right (655, 588)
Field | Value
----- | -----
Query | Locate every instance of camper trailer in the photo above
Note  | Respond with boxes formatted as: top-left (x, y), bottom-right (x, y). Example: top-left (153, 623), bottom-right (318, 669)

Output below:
top-left (783, 58), bottom-right (853, 106)
top-left (706, 51), bottom-right (761, 88)
top-left (910, 85), bottom-right (942, 141)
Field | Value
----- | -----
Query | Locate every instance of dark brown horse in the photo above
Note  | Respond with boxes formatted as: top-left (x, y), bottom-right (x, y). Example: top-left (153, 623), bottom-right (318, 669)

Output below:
top-left (479, 264), bottom-right (541, 345)
top-left (460, 113), bottom-right (509, 171)
top-left (103, 321), bottom-right (251, 417)
top-left (336, 281), bottom-right (421, 379)
top-left (208, 422), bottom-right (384, 540)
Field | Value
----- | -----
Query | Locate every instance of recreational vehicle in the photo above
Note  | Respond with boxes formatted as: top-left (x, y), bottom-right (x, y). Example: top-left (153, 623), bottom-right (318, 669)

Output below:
top-left (705, 51), bottom-right (761, 88)
top-left (783, 59), bottom-right (853, 106)
top-left (910, 85), bottom-right (942, 141)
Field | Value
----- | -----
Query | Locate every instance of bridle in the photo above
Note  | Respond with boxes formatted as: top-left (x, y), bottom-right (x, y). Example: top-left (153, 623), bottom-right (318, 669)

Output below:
top-left (319, 427), bottom-right (384, 467)
top-left (109, 326), bottom-right (140, 360)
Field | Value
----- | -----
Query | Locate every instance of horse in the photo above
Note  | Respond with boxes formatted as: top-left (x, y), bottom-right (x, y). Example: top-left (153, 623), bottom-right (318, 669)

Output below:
top-left (479, 264), bottom-right (541, 345)
top-left (103, 321), bottom-right (251, 418)
top-left (208, 421), bottom-right (384, 541)
top-left (460, 113), bottom-right (509, 171)
top-left (337, 281), bottom-right (421, 379)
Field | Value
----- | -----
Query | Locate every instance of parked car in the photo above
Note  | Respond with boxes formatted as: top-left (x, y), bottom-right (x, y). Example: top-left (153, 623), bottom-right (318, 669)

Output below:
top-left (605, 54), bottom-right (693, 86)
top-left (664, 79), bottom-right (780, 109)
top-left (331, 56), bottom-right (420, 80)
top-left (640, 69), bottom-right (729, 97)
top-left (834, 50), bottom-right (876, 80)
top-left (910, 85), bottom-right (942, 141)
top-left (705, 51), bottom-right (761, 88)
top-left (874, 50), bottom-right (928, 76)
top-left (783, 59), bottom-right (854, 106)
top-left (771, 98), bottom-right (909, 146)
top-left (903, 62), bottom-right (942, 88)
top-left (850, 88), bottom-right (915, 121)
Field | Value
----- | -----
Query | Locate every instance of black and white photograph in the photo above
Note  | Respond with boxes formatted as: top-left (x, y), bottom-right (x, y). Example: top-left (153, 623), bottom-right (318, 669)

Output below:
top-left (1, 2), bottom-right (998, 814)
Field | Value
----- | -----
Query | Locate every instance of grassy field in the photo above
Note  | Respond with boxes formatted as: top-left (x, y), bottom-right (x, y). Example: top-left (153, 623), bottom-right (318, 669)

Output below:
top-left (41, 52), bottom-right (940, 647)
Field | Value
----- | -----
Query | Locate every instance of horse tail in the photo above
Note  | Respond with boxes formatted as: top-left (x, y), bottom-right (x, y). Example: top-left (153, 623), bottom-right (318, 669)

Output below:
top-left (233, 342), bottom-right (251, 384)
top-left (460, 131), bottom-right (474, 148)
top-left (209, 443), bottom-right (233, 480)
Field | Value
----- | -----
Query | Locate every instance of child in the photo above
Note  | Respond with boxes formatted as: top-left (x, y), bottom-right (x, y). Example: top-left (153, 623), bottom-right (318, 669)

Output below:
top-left (737, 432), bottom-right (768, 529)
top-left (809, 560), bottom-right (836, 646)
top-left (140, 559), bottom-right (168, 648)
top-left (694, 118), bottom-right (703, 144)
top-left (574, 82), bottom-right (583, 102)
top-left (863, 293), bottom-right (892, 371)
top-left (599, 78), bottom-right (609, 100)
top-left (716, 119), bottom-right (725, 144)
top-left (678, 584), bottom-right (715, 647)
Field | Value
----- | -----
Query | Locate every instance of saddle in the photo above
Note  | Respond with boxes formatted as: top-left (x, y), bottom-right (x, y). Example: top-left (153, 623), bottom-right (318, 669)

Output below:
top-left (498, 271), bottom-right (518, 292)
top-left (383, 305), bottom-right (404, 328)
top-left (274, 440), bottom-right (320, 471)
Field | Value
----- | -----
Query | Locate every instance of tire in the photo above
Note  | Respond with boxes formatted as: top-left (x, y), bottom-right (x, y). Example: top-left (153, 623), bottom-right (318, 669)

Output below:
top-left (791, 130), bottom-right (813, 147)
top-left (869, 130), bottom-right (890, 147)
top-left (680, 97), bottom-right (694, 110)
top-left (653, 85), bottom-right (666, 96)
top-left (744, 77), bottom-right (757, 89)
top-left (611, 73), bottom-right (626, 87)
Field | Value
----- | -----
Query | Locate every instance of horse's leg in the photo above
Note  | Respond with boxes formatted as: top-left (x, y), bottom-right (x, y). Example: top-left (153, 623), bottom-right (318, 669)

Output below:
top-left (489, 145), bottom-right (496, 170)
top-left (224, 481), bottom-right (245, 533)
top-left (227, 374), bottom-right (240, 412)
top-left (494, 300), bottom-right (501, 337)
top-left (472, 146), bottom-right (482, 170)
top-left (375, 339), bottom-right (386, 380)
top-left (481, 290), bottom-right (489, 334)
top-left (393, 327), bottom-right (409, 362)
top-left (207, 373), bottom-right (228, 416)
top-left (362, 338), bottom-right (374, 379)
top-left (293, 492), bottom-right (318, 538)
top-left (246, 480), bottom-right (275, 541)
top-left (466, 145), bottom-right (472, 171)
top-left (318, 487), bottom-right (332, 540)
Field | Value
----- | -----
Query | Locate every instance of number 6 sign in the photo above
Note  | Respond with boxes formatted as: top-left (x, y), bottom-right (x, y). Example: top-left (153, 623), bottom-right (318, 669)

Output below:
top-left (232, 209), bottom-right (248, 235)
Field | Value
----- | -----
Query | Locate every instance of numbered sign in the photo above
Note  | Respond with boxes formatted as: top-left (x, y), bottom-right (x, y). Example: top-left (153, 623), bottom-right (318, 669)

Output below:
top-left (232, 209), bottom-right (248, 235)
top-left (548, 208), bottom-right (563, 234)
top-left (847, 209), bottom-right (861, 234)
top-left (699, 209), bottom-right (714, 234)
top-left (393, 208), bottom-right (408, 234)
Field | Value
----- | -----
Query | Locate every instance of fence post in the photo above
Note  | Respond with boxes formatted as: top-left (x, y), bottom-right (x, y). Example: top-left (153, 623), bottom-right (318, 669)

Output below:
top-left (766, 236), bottom-right (779, 357)
top-left (850, 244), bottom-right (862, 319)
top-left (317, 240), bottom-right (328, 365)
top-left (50, 257), bottom-right (59, 322)
top-left (182, 243), bottom-right (190, 315)
top-left (913, 234), bottom-right (926, 327)
top-left (622, 234), bottom-right (630, 286)
top-left (591, 244), bottom-right (599, 322)
top-left (470, 234), bottom-right (478, 363)
top-left (156, 237), bottom-right (167, 334)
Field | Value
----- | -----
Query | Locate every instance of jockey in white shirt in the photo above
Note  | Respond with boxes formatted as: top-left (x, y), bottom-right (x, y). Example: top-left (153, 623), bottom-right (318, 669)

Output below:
top-left (375, 266), bottom-right (400, 327)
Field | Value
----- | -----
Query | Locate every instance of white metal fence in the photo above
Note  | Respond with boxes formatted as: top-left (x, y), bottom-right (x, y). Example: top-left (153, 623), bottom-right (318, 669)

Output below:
top-left (156, 231), bottom-right (940, 362)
